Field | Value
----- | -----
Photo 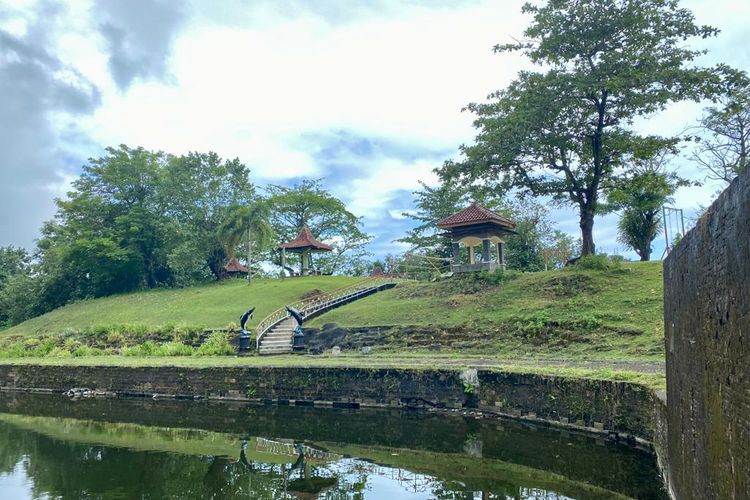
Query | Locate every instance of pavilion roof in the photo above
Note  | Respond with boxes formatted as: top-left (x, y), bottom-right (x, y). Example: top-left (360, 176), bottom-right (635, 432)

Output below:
top-left (223, 257), bottom-right (250, 273)
top-left (278, 227), bottom-right (333, 251)
top-left (437, 202), bottom-right (516, 230)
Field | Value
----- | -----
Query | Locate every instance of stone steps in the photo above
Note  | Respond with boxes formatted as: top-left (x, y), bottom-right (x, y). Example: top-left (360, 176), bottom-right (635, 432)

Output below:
top-left (258, 317), bottom-right (295, 355)
top-left (255, 282), bottom-right (397, 355)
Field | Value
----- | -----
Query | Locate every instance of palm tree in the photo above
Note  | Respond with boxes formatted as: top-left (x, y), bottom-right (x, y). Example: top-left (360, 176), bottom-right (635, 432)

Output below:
top-left (218, 202), bottom-right (274, 281)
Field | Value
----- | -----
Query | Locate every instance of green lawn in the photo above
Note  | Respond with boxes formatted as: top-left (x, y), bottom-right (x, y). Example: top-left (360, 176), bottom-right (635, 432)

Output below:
top-left (308, 261), bottom-right (665, 361)
top-left (2, 276), bottom-right (361, 337)
top-left (2, 261), bottom-right (666, 364)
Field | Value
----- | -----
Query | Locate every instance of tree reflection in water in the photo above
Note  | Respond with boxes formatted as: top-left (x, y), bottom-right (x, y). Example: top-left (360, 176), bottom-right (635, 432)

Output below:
top-left (0, 393), bottom-right (667, 499)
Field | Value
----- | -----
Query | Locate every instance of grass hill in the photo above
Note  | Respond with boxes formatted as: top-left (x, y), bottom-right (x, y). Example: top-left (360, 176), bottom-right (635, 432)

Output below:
top-left (1, 276), bottom-right (360, 337)
top-left (1, 261), bottom-right (665, 362)
top-left (306, 261), bottom-right (664, 361)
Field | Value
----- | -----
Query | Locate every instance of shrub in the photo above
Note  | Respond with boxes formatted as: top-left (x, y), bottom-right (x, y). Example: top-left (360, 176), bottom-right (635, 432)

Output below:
top-left (574, 254), bottom-right (623, 271)
top-left (0, 343), bottom-right (26, 358)
top-left (195, 332), bottom-right (235, 356)
top-left (172, 324), bottom-right (204, 344)
top-left (31, 338), bottom-right (57, 357)
top-left (73, 345), bottom-right (104, 357)
top-left (47, 347), bottom-right (73, 358)
top-left (155, 341), bottom-right (194, 356)
top-left (122, 340), bottom-right (158, 356)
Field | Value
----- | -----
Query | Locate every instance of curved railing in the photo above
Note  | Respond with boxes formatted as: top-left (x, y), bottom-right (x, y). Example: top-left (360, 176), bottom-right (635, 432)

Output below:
top-left (254, 276), bottom-right (401, 350)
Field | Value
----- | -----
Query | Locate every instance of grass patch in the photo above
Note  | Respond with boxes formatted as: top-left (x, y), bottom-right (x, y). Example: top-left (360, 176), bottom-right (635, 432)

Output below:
top-left (2, 263), bottom-right (666, 364)
top-left (306, 261), bottom-right (665, 361)
top-left (2, 276), bottom-right (361, 337)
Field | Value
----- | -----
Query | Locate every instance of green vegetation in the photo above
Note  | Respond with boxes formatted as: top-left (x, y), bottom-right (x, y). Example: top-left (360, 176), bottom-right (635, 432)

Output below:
top-left (1, 276), bottom-right (359, 337)
top-left (1, 262), bottom-right (665, 368)
top-left (440, 0), bottom-right (730, 256)
top-left (0, 148), bottom-right (372, 329)
top-left (308, 261), bottom-right (665, 361)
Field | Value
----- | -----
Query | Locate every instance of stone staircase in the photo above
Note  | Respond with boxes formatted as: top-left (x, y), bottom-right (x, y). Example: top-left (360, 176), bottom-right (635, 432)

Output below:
top-left (257, 317), bottom-right (296, 355)
top-left (255, 277), bottom-right (399, 355)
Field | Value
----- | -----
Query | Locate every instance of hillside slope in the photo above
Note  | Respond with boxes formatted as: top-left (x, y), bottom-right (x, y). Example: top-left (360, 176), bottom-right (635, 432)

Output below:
top-left (2, 276), bottom-right (360, 337)
top-left (2, 263), bottom-right (665, 362)
top-left (307, 261), bottom-right (664, 360)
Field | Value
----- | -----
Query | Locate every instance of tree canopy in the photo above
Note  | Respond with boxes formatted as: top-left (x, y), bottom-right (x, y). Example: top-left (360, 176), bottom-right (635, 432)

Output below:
top-left (265, 179), bottom-right (371, 275)
top-left (440, 0), bottom-right (729, 255)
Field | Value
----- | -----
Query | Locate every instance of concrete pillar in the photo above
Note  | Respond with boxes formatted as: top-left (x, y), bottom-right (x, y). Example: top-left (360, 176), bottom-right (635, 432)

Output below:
top-left (498, 242), bottom-right (506, 269)
top-left (451, 242), bottom-right (460, 267)
top-left (482, 239), bottom-right (491, 264)
top-left (301, 250), bottom-right (308, 276)
top-left (468, 246), bottom-right (475, 265)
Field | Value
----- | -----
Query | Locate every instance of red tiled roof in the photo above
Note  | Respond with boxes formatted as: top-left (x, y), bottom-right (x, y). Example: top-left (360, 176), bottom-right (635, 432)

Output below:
top-left (223, 257), bottom-right (250, 273)
top-left (278, 227), bottom-right (333, 251)
top-left (437, 202), bottom-right (516, 230)
top-left (370, 265), bottom-right (386, 277)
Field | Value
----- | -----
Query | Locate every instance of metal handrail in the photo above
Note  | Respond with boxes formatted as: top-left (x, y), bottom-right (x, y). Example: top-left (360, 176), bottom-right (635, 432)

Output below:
top-left (254, 276), bottom-right (400, 350)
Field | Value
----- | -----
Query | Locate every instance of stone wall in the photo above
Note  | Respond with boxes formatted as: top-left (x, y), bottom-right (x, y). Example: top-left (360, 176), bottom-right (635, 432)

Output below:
top-left (663, 169), bottom-right (750, 499)
top-left (0, 364), bottom-right (656, 442)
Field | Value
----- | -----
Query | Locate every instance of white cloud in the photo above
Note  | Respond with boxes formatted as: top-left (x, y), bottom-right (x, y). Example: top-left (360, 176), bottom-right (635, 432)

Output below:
top-left (2, 0), bottom-right (749, 259)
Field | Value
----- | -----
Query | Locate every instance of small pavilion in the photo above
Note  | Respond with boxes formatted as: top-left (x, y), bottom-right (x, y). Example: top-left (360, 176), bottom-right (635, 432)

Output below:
top-left (223, 257), bottom-right (250, 278)
top-left (279, 226), bottom-right (333, 276)
top-left (437, 202), bottom-right (516, 273)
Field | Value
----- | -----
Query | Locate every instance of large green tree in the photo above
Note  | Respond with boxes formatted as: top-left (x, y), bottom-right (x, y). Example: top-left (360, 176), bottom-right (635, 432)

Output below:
top-left (37, 145), bottom-right (169, 304)
top-left (440, 0), bottom-right (728, 256)
top-left (0, 246), bottom-right (31, 327)
top-left (33, 146), bottom-right (258, 313)
top-left (265, 179), bottom-right (370, 275)
top-left (160, 151), bottom-right (257, 280)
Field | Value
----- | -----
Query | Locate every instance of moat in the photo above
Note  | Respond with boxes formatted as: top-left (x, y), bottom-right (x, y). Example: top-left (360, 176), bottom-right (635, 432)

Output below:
top-left (0, 391), bottom-right (666, 499)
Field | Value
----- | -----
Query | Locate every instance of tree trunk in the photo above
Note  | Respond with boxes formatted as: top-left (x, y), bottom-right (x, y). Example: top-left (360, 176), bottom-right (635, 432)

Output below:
top-left (579, 209), bottom-right (596, 256)
top-left (246, 228), bottom-right (252, 283)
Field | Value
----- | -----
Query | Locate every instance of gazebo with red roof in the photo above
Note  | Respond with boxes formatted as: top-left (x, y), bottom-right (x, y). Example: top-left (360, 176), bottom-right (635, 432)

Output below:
top-left (223, 257), bottom-right (250, 277)
top-left (278, 226), bottom-right (333, 276)
top-left (437, 202), bottom-right (516, 273)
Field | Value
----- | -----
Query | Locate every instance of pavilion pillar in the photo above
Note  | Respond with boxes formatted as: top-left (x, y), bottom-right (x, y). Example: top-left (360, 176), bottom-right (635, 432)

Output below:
top-left (498, 242), bottom-right (506, 269)
top-left (481, 239), bottom-right (491, 264)
top-left (281, 248), bottom-right (287, 278)
top-left (451, 242), bottom-right (460, 268)
top-left (468, 246), bottom-right (475, 265)
top-left (301, 250), bottom-right (309, 276)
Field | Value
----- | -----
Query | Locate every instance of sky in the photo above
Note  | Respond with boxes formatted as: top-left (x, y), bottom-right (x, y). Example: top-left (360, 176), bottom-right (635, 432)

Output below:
top-left (1, 0), bottom-right (748, 261)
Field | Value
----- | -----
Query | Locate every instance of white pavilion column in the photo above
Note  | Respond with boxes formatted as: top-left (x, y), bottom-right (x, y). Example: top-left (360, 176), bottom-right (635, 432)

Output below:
top-left (468, 246), bottom-right (475, 265)
top-left (498, 242), bottom-right (506, 269)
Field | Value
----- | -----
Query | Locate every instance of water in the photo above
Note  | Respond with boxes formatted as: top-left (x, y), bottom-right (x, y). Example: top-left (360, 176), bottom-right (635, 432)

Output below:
top-left (0, 392), bottom-right (666, 499)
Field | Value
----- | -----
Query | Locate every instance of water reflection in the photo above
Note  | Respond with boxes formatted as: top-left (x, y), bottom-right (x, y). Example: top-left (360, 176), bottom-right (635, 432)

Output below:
top-left (0, 392), bottom-right (667, 499)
